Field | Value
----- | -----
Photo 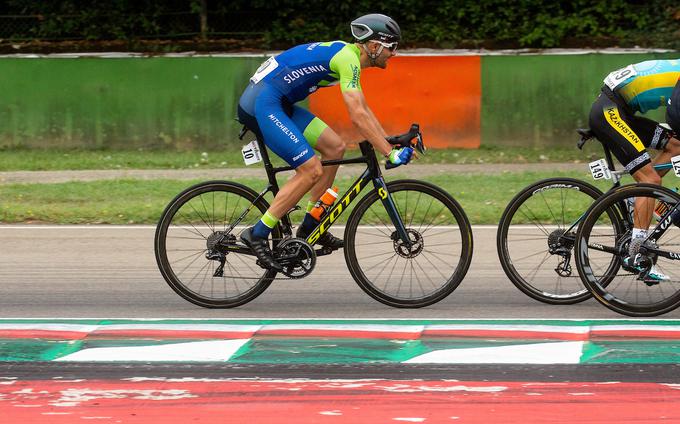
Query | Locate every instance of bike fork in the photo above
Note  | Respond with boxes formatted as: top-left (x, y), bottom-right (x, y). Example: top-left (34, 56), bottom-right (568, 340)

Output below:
top-left (373, 177), bottom-right (411, 247)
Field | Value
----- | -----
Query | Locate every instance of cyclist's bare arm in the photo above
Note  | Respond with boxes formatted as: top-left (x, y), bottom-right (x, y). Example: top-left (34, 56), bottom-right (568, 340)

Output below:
top-left (342, 90), bottom-right (392, 156)
top-left (365, 105), bottom-right (388, 137)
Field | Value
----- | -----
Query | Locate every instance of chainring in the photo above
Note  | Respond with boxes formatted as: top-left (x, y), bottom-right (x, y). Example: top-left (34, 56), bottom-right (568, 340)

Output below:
top-left (275, 238), bottom-right (316, 279)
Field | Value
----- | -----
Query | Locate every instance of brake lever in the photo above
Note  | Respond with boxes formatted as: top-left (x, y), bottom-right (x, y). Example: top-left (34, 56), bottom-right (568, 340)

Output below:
top-left (415, 132), bottom-right (426, 154)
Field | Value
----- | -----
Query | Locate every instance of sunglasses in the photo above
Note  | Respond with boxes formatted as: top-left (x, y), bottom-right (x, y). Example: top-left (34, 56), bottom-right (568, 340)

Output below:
top-left (374, 40), bottom-right (398, 52)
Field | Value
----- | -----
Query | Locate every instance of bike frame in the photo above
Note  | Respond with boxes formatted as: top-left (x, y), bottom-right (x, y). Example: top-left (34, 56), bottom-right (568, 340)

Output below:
top-left (241, 131), bottom-right (412, 250)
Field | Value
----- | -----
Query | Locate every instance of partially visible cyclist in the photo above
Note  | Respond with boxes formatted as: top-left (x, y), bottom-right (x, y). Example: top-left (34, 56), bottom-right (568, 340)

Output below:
top-left (237, 13), bottom-right (414, 271)
top-left (588, 59), bottom-right (680, 281)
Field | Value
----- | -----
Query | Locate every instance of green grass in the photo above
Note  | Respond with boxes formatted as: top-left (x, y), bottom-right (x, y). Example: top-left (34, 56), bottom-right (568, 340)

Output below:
top-left (0, 145), bottom-right (606, 171)
top-left (1, 170), bottom-right (632, 225)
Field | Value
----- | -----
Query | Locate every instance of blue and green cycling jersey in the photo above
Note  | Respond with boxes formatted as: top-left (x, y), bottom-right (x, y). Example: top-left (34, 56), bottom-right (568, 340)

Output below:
top-left (237, 41), bottom-right (362, 167)
top-left (252, 40), bottom-right (362, 102)
top-left (605, 59), bottom-right (680, 113)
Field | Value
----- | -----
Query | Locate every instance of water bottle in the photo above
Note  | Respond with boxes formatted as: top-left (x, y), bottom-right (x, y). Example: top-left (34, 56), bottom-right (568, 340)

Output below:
top-left (310, 186), bottom-right (339, 221)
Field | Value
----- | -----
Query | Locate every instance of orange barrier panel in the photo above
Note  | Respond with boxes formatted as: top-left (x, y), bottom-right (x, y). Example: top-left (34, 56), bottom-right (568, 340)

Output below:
top-left (309, 55), bottom-right (481, 149)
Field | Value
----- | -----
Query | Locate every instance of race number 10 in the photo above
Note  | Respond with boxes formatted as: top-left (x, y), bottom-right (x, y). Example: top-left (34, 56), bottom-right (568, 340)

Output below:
top-left (241, 140), bottom-right (262, 166)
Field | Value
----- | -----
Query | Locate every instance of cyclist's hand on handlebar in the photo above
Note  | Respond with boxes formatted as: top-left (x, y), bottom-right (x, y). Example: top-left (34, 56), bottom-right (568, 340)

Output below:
top-left (387, 146), bottom-right (414, 168)
top-left (386, 133), bottom-right (412, 148)
top-left (384, 124), bottom-right (424, 169)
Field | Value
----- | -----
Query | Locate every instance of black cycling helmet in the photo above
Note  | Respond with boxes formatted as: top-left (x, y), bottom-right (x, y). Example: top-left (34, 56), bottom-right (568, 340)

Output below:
top-left (350, 13), bottom-right (401, 43)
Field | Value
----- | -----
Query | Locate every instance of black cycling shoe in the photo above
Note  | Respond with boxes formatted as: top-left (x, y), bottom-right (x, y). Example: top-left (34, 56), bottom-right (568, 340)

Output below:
top-left (240, 227), bottom-right (283, 272)
top-left (296, 226), bottom-right (344, 250)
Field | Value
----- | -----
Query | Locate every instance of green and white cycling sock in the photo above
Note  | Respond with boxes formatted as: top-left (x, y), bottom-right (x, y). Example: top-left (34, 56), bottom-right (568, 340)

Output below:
top-left (252, 211), bottom-right (279, 239)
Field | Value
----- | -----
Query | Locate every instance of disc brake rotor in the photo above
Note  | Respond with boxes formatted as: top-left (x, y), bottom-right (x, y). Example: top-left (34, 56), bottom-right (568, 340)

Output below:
top-left (392, 229), bottom-right (424, 258)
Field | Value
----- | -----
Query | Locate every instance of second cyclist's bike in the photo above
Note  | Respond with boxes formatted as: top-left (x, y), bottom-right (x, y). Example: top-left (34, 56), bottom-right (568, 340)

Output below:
top-left (496, 128), bottom-right (674, 305)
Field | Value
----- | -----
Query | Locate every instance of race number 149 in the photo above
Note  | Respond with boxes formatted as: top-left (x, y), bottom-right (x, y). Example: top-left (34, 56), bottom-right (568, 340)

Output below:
top-left (589, 158), bottom-right (611, 180)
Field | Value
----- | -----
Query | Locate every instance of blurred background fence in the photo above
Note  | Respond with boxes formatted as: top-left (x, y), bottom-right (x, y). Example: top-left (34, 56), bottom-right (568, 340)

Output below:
top-left (0, 0), bottom-right (677, 50)
top-left (0, 9), bottom-right (267, 41)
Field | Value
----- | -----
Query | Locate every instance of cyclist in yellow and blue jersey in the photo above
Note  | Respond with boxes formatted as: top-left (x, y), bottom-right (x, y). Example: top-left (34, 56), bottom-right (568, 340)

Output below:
top-left (589, 59), bottom-right (680, 280)
top-left (237, 14), bottom-right (414, 271)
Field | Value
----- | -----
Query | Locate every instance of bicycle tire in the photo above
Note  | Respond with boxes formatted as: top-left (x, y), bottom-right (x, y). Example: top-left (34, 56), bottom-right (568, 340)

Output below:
top-left (154, 180), bottom-right (280, 308)
top-left (497, 177), bottom-right (605, 304)
top-left (344, 179), bottom-right (473, 308)
top-left (575, 183), bottom-right (680, 317)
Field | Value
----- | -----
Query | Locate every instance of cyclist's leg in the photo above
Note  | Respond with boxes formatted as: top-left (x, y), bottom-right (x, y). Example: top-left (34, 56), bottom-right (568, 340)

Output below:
top-left (290, 106), bottom-right (345, 203)
top-left (626, 116), bottom-right (674, 233)
top-left (253, 89), bottom-right (320, 219)
top-left (589, 91), bottom-right (655, 249)
top-left (290, 106), bottom-right (345, 248)
top-left (237, 84), bottom-right (321, 268)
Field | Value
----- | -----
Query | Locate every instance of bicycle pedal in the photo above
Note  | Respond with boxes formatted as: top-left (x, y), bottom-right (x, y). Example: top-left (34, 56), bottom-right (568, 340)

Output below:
top-left (315, 246), bottom-right (335, 256)
top-left (641, 277), bottom-right (660, 286)
top-left (255, 259), bottom-right (268, 270)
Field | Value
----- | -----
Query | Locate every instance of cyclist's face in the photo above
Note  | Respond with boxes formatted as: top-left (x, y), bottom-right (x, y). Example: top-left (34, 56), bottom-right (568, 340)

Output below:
top-left (370, 41), bottom-right (397, 69)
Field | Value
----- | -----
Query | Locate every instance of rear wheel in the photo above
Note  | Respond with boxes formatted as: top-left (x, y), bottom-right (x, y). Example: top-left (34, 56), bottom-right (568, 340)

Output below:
top-left (154, 181), bottom-right (280, 308)
top-left (497, 178), bottom-right (607, 304)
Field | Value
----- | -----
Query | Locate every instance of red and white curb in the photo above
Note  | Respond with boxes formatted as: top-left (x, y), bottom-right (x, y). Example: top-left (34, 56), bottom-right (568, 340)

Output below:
top-left (3, 322), bottom-right (680, 340)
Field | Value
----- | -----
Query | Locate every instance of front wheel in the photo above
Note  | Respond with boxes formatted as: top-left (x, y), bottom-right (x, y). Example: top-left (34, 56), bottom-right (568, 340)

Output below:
top-left (344, 180), bottom-right (473, 308)
top-left (575, 184), bottom-right (680, 317)
top-left (154, 180), bottom-right (281, 308)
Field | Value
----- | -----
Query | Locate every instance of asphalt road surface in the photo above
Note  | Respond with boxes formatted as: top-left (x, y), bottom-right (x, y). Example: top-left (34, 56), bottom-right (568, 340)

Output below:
top-left (1, 225), bottom-right (664, 319)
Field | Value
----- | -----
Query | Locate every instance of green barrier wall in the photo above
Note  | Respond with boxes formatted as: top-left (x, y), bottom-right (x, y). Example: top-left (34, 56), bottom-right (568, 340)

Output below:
top-left (480, 53), bottom-right (677, 147)
top-left (0, 57), bottom-right (265, 149)
top-left (0, 53), bottom-right (677, 150)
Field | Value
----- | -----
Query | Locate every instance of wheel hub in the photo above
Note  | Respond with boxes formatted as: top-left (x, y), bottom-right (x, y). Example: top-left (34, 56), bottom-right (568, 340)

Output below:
top-left (547, 229), bottom-right (574, 254)
top-left (392, 229), bottom-right (424, 258)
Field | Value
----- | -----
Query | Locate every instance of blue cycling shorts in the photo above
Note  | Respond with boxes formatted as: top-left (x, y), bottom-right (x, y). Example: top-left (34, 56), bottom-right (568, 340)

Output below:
top-left (238, 82), bottom-right (328, 167)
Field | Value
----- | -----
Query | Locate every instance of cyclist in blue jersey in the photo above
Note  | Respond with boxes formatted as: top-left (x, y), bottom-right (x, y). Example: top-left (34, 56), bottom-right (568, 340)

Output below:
top-left (237, 13), bottom-right (414, 271)
top-left (589, 59), bottom-right (680, 280)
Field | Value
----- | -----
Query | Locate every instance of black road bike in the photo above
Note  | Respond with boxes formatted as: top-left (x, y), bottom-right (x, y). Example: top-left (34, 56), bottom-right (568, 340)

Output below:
top-left (496, 128), bottom-right (672, 305)
top-left (154, 124), bottom-right (473, 308)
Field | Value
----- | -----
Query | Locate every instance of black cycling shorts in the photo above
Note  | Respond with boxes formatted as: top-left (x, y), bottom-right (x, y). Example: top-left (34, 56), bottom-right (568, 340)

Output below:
top-left (589, 86), bottom-right (672, 175)
top-left (666, 79), bottom-right (680, 135)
